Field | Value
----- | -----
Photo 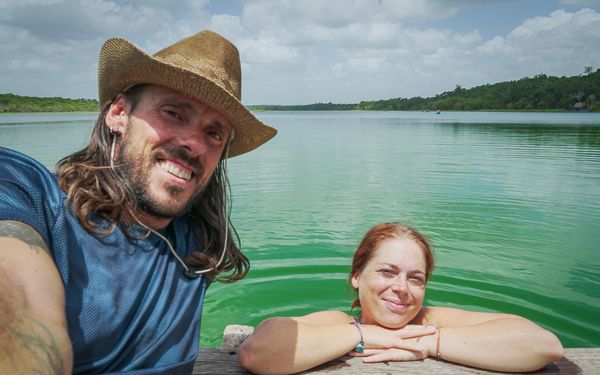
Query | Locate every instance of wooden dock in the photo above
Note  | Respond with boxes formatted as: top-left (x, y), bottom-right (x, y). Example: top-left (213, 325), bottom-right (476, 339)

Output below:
top-left (192, 347), bottom-right (599, 374)
top-left (192, 325), bottom-right (600, 374)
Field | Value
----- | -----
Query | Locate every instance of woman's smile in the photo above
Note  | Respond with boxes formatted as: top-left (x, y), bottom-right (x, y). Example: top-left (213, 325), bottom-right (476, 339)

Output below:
top-left (383, 297), bottom-right (410, 313)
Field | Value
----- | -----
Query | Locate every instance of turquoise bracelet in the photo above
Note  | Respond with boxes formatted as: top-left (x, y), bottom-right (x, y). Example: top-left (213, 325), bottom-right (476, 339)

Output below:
top-left (351, 321), bottom-right (365, 353)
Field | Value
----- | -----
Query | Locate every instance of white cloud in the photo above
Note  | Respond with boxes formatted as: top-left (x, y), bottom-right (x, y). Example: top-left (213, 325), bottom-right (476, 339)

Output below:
top-left (1, 0), bottom-right (599, 104)
top-left (478, 8), bottom-right (600, 78)
top-left (0, 0), bottom-right (212, 99)
top-left (511, 9), bottom-right (576, 37)
top-left (560, 0), bottom-right (600, 5)
top-left (0, 0), bottom-right (62, 8)
top-left (241, 4), bottom-right (600, 104)
top-left (210, 14), bottom-right (243, 38)
top-left (240, 37), bottom-right (301, 65)
top-left (478, 36), bottom-right (505, 54)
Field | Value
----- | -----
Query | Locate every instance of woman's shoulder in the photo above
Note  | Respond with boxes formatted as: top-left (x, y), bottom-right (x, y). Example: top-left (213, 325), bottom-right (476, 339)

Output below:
top-left (292, 310), bottom-right (355, 325)
top-left (414, 306), bottom-right (460, 324)
top-left (414, 306), bottom-right (522, 327)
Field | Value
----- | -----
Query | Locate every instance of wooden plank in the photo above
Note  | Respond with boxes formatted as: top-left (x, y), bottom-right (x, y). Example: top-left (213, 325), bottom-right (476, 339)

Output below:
top-left (192, 348), bottom-right (600, 374)
top-left (222, 325), bottom-right (255, 349)
top-left (193, 348), bottom-right (247, 375)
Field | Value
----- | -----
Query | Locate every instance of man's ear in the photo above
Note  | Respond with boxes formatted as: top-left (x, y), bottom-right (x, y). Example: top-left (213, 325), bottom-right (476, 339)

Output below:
top-left (105, 93), bottom-right (129, 133)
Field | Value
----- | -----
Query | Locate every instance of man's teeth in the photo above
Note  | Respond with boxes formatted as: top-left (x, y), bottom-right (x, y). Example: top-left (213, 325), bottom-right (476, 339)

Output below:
top-left (159, 161), bottom-right (192, 180)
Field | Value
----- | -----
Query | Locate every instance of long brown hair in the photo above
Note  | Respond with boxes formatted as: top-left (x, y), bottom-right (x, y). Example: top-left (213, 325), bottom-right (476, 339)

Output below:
top-left (349, 222), bottom-right (434, 309)
top-left (56, 85), bottom-right (248, 282)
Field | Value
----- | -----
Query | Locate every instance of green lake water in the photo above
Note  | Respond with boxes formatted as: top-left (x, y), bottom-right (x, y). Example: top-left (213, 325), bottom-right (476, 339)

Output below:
top-left (1, 111), bottom-right (599, 348)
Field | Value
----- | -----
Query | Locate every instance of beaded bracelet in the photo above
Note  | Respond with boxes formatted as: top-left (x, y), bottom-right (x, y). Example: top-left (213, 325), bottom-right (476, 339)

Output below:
top-left (351, 321), bottom-right (365, 353)
top-left (436, 327), bottom-right (443, 358)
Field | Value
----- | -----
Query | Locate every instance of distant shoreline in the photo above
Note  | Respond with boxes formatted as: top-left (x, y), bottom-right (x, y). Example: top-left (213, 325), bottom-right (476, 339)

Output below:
top-left (2, 69), bottom-right (599, 113)
top-left (1, 109), bottom-right (594, 115)
top-left (0, 111), bottom-right (99, 115)
top-left (248, 108), bottom-right (575, 113)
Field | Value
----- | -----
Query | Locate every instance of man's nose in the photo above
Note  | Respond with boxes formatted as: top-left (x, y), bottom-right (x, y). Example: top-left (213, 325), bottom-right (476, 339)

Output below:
top-left (177, 126), bottom-right (207, 157)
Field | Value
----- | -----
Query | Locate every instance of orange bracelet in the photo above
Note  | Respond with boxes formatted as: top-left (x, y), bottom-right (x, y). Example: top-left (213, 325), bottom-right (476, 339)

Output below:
top-left (436, 327), bottom-right (442, 358)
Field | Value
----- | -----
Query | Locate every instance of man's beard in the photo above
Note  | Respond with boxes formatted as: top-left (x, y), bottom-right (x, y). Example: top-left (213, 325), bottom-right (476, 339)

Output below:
top-left (132, 177), bottom-right (199, 220)
top-left (117, 141), bottom-right (207, 220)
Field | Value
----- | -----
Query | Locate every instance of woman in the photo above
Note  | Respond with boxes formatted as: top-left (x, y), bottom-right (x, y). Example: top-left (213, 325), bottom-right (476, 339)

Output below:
top-left (239, 223), bottom-right (563, 374)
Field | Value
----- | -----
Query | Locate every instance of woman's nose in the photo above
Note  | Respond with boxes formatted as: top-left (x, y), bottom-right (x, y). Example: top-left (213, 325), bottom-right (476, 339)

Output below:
top-left (390, 276), bottom-right (409, 294)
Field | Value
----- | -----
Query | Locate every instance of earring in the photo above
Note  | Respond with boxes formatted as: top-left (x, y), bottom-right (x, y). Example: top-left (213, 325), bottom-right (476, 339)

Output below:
top-left (109, 128), bottom-right (119, 168)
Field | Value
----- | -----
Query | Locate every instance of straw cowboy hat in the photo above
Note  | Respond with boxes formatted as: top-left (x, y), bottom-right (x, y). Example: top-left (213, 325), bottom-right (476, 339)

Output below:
top-left (98, 30), bottom-right (277, 158)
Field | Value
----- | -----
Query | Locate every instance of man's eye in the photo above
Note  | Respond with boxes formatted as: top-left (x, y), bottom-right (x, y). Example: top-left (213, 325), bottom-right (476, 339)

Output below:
top-left (165, 110), bottom-right (183, 121)
top-left (207, 130), bottom-right (223, 141)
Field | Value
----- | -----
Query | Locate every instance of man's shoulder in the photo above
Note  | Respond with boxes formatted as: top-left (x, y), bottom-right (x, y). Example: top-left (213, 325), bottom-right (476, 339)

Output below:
top-left (1, 146), bottom-right (39, 162)
top-left (0, 147), bottom-right (63, 214)
top-left (0, 146), bottom-right (55, 183)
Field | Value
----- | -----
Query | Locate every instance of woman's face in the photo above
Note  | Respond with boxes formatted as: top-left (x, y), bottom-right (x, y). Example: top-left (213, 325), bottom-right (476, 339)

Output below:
top-left (351, 237), bottom-right (427, 328)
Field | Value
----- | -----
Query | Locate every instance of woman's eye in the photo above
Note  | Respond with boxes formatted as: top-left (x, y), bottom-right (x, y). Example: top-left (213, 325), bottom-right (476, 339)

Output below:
top-left (409, 276), bottom-right (425, 285)
top-left (380, 269), bottom-right (394, 276)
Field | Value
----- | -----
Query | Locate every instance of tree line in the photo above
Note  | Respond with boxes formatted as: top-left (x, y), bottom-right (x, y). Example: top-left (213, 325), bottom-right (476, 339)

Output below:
top-left (2, 68), bottom-right (599, 112)
top-left (251, 68), bottom-right (600, 112)
top-left (0, 93), bottom-right (98, 113)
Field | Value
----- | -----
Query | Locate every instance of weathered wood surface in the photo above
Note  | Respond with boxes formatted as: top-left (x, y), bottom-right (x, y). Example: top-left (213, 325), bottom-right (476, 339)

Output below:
top-left (221, 324), bottom-right (255, 350)
top-left (193, 325), bottom-right (599, 374)
top-left (192, 348), bottom-right (600, 374)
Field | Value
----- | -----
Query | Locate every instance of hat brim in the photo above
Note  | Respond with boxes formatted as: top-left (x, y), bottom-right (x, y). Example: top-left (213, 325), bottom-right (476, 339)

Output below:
top-left (98, 38), bottom-right (277, 158)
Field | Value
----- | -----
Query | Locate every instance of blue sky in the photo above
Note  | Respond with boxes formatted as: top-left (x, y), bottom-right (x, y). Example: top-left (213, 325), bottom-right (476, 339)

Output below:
top-left (1, 0), bottom-right (599, 105)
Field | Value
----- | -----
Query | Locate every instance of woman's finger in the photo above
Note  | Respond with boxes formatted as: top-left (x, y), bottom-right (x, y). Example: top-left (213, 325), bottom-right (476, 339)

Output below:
top-left (362, 348), bottom-right (428, 363)
top-left (394, 324), bottom-right (437, 339)
top-left (385, 341), bottom-right (425, 352)
top-left (348, 348), bottom-right (387, 357)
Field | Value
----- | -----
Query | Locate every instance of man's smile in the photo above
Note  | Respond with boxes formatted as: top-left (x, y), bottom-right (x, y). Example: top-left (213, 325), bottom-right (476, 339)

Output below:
top-left (158, 160), bottom-right (193, 181)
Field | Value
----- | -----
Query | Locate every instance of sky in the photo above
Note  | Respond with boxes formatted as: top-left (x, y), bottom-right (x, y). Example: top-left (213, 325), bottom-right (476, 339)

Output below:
top-left (1, 0), bottom-right (600, 105)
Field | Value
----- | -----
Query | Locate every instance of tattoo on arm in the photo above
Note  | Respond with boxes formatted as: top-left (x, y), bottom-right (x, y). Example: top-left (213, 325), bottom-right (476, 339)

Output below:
top-left (0, 224), bottom-right (65, 374)
top-left (0, 220), bottom-right (47, 253)
top-left (6, 319), bottom-right (65, 375)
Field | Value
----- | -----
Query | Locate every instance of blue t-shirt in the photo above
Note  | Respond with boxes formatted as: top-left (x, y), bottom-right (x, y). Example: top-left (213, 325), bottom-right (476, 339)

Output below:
top-left (0, 147), bottom-right (209, 374)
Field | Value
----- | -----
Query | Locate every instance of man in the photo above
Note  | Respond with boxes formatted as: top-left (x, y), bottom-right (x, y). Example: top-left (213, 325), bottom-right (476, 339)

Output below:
top-left (0, 30), bottom-right (276, 374)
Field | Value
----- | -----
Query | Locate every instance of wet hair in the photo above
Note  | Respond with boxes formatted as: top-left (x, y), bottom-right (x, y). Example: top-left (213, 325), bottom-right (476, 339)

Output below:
top-left (55, 84), bottom-right (248, 282)
top-left (349, 222), bottom-right (435, 309)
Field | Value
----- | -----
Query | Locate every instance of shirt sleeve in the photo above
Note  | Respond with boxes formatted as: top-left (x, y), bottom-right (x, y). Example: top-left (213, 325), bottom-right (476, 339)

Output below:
top-left (0, 147), bottom-right (62, 247)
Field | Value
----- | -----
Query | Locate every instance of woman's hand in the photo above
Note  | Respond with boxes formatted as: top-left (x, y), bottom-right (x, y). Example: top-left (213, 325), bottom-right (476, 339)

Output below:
top-left (349, 346), bottom-right (429, 363)
top-left (352, 324), bottom-right (436, 360)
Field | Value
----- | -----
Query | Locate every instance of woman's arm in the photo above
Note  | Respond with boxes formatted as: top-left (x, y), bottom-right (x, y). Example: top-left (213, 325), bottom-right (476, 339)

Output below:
top-left (359, 306), bottom-right (564, 372)
top-left (239, 311), bottom-right (358, 375)
top-left (239, 310), bottom-right (435, 375)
